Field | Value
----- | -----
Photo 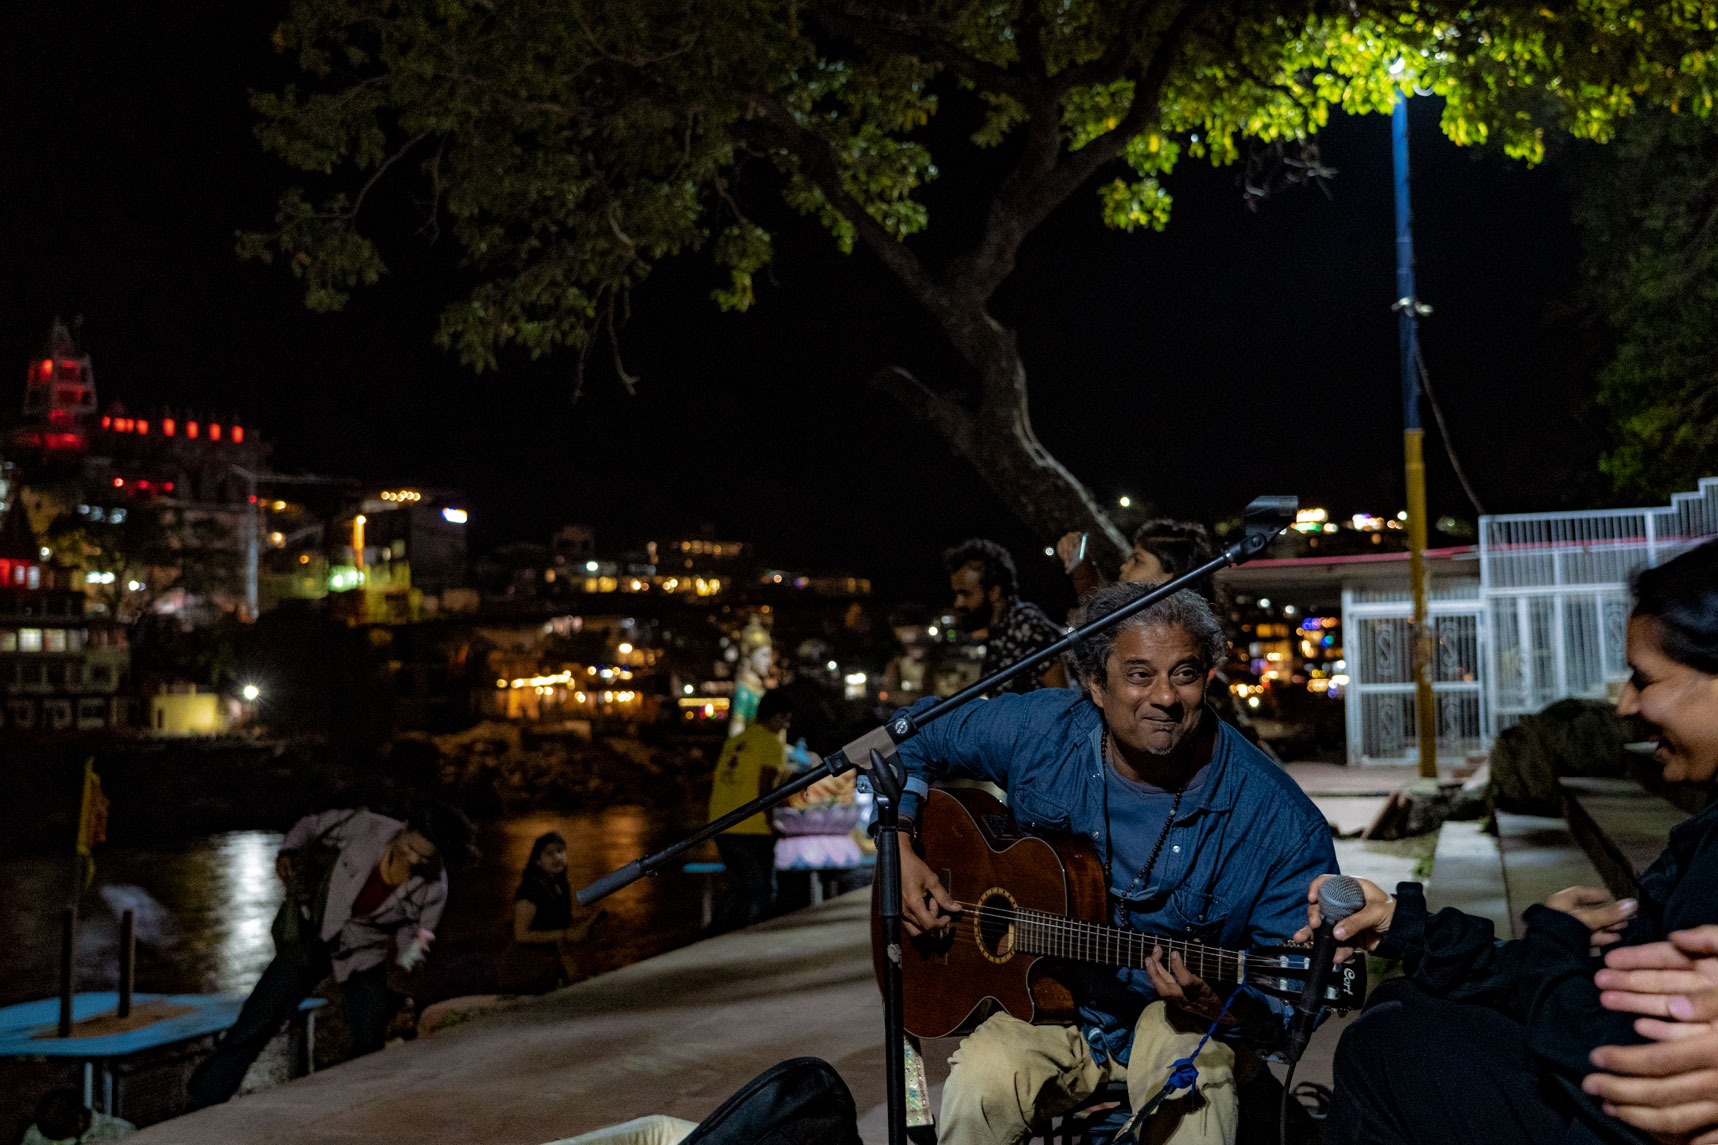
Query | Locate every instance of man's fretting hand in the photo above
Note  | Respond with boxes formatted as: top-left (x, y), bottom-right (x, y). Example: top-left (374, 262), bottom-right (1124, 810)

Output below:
top-left (1145, 944), bottom-right (1230, 1025)
top-left (897, 833), bottom-right (960, 937)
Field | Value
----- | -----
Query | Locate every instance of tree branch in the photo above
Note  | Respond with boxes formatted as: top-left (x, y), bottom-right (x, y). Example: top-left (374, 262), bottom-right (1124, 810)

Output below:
top-left (334, 130), bottom-right (431, 222)
top-left (744, 97), bottom-right (954, 320)
top-left (808, 6), bottom-right (1026, 97)
top-left (1052, 0), bottom-right (1161, 93)
top-left (949, 0), bottom-right (1209, 303)
top-left (868, 366), bottom-right (977, 455)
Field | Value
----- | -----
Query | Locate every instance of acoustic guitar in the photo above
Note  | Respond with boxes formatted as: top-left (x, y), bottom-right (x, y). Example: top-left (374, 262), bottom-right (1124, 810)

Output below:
top-left (876, 787), bottom-right (1364, 1039)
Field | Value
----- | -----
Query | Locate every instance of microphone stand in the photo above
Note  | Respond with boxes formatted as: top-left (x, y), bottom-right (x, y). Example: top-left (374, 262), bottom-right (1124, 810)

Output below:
top-left (576, 495), bottom-right (1300, 1145)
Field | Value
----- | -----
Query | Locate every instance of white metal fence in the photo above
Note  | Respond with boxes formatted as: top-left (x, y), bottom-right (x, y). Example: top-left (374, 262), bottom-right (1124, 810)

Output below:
top-left (1338, 478), bottom-right (1718, 764)
top-left (1342, 580), bottom-right (1486, 765)
top-left (1480, 477), bottom-right (1718, 737)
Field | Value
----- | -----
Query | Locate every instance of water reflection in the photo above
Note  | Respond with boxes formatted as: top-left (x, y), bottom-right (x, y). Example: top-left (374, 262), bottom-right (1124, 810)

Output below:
top-left (0, 805), bottom-right (706, 1011)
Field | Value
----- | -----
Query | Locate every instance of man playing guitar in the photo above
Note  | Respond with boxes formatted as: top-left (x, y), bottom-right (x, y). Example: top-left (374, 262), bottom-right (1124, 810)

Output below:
top-left (895, 582), bottom-right (1339, 1145)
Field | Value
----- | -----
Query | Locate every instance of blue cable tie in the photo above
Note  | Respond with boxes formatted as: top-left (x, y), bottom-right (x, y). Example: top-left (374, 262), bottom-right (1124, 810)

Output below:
top-left (1116, 957), bottom-right (1252, 1144)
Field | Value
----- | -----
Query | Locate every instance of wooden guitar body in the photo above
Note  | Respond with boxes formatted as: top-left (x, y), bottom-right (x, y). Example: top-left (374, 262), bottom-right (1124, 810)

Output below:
top-left (875, 786), bottom-right (1364, 1041)
top-left (876, 786), bottom-right (1106, 1038)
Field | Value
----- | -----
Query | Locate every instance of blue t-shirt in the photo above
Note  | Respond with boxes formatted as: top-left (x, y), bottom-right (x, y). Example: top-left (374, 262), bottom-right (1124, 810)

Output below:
top-left (1103, 762), bottom-right (1210, 904)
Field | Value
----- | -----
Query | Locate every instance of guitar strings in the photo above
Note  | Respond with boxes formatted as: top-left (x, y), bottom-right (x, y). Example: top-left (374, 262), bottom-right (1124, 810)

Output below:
top-left (932, 924), bottom-right (1240, 983)
top-left (939, 899), bottom-right (1245, 978)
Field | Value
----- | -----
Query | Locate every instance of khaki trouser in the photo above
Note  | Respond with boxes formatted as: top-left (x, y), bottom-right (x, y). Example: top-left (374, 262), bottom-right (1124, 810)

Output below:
top-left (940, 1003), bottom-right (1239, 1145)
top-left (545, 1115), bottom-right (699, 1145)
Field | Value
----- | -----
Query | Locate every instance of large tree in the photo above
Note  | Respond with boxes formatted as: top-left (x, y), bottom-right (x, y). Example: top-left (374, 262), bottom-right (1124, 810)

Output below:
top-left (1570, 109), bottom-right (1718, 501)
top-left (245, 0), bottom-right (1717, 560)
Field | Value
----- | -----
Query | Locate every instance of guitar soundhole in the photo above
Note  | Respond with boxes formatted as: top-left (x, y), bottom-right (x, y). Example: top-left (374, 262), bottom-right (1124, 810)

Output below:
top-left (974, 888), bottom-right (1018, 964)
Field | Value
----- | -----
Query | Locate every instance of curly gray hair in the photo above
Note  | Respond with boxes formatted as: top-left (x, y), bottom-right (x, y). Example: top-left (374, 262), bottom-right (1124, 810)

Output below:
top-left (1069, 583), bottom-right (1229, 686)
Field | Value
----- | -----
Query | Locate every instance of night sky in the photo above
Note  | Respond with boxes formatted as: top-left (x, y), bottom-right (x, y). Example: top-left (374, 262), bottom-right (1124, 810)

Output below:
top-left (2, 2), bottom-right (1609, 609)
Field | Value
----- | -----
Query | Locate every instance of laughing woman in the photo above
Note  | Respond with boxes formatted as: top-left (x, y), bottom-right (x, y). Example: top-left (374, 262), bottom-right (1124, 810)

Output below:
top-left (1309, 538), bottom-right (1718, 1145)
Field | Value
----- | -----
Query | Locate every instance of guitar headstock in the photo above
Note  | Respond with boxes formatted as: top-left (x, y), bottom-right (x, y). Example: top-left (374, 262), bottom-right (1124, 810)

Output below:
top-left (1243, 944), bottom-right (1367, 1012)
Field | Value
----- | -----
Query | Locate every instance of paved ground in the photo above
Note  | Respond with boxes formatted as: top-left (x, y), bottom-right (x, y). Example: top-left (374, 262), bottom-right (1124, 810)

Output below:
top-left (128, 764), bottom-right (1545, 1144)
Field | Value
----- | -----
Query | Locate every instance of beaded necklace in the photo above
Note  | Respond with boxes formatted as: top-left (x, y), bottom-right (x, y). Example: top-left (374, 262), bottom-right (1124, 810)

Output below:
top-left (1102, 729), bottom-right (1186, 922)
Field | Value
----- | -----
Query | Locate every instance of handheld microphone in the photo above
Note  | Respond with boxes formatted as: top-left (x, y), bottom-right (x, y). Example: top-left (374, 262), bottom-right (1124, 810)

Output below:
top-left (1285, 875), bottom-right (1367, 1063)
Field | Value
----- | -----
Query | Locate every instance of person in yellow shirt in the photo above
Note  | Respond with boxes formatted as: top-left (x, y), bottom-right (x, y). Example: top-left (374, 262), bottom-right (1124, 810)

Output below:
top-left (707, 690), bottom-right (791, 930)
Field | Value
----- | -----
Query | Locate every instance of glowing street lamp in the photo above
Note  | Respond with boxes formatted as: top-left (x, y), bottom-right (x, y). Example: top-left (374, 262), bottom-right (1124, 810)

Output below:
top-left (241, 683), bottom-right (261, 702)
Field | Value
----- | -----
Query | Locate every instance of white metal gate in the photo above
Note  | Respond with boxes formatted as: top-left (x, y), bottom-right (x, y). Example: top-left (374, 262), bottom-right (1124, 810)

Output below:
top-left (1342, 579), bottom-right (1486, 765)
top-left (1481, 477), bottom-right (1718, 738)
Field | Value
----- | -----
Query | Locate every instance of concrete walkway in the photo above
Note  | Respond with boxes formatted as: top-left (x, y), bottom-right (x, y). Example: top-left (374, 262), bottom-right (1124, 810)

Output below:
top-left (134, 895), bottom-right (889, 1145)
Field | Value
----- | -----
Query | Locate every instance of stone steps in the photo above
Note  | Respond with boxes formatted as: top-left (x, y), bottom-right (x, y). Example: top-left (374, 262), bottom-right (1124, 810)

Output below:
top-left (1559, 776), bottom-right (1692, 900)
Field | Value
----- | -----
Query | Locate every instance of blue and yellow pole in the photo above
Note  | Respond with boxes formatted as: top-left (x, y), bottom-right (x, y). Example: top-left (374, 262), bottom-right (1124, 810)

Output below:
top-left (1393, 95), bottom-right (1438, 780)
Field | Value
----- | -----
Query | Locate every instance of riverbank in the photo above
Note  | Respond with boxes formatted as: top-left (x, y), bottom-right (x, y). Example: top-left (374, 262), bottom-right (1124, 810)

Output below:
top-left (0, 728), bottom-right (723, 855)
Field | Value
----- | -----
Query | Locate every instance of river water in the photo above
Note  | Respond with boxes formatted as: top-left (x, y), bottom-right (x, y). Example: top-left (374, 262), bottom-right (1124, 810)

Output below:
top-left (0, 805), bottom-right (710, 1018)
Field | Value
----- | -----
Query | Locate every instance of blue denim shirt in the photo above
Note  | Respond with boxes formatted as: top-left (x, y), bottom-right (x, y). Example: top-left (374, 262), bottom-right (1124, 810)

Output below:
top-left (895, 688), bottom-right (1337, 1062)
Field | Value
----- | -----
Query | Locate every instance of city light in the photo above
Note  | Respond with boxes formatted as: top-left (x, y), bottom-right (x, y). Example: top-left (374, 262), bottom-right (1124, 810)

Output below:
top-left (381, 490), bottom-right (422, 502)
top-left (241, 684), bottom-right (260, 701)
top-left (826, 660), bottom-right (838, 671)
top-left (441, 507), bottom-right (468, 524)
top-left (1118, 496), bottom-right (1132, 508)
top-left (683, 684), bottom-right (694, 695)
top-left (617, 643), bottom-right (634, 654)
top-left (585, 561), bottom-right (599, 572)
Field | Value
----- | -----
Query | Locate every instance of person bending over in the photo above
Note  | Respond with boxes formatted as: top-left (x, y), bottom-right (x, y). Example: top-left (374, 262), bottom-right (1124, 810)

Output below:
top-left (896, 583), bottom-right (1338, 1145)
top-left (1308, 538), bottom-right (1718, 1145)
top-left (186, 800), bottom-right (473, 1107)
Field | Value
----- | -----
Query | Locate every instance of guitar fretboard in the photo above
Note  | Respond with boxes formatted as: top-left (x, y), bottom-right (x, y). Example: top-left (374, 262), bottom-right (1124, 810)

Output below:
top-left (991, 905), bottom-right (1246, 985)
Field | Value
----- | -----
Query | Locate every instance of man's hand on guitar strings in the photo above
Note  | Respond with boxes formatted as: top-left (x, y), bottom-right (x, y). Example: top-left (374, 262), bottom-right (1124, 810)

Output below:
top-left (1145, 944), bottom-right (1231, 1025)
top-left (898, 833), bottom-right (961, 937)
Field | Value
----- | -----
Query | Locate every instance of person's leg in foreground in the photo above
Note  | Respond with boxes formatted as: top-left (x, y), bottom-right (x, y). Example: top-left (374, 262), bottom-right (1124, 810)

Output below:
top-left (187, 954), bottom-right (324, 1108)
top-left (1326, 978), bottom-right (1569, 1145)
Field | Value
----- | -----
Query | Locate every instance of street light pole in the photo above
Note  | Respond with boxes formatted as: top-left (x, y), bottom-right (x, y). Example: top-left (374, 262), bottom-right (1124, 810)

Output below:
top-left (1392, 94), bottom-right (1438, 781)
top-left (230, 464), bottom-right (260, 622)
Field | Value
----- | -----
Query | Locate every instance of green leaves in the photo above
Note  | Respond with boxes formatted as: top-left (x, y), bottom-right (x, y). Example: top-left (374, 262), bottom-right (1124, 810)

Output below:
top-left (241, 0), bottom-right (1718, 387)
top-left (1571, 109), bottom-right (1718, 498)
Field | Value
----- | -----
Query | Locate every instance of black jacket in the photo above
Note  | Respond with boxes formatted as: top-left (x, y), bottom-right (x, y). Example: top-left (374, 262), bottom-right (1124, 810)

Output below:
top-left (1378, 798), bottom-right (1718, 1145)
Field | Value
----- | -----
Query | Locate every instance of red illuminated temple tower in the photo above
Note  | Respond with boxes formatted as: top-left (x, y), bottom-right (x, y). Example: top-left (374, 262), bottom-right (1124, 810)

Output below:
top-left (16, 317), bottom-right (98, 453)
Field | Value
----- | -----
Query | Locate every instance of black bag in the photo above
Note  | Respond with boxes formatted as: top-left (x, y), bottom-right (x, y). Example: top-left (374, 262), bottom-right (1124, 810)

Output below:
top-left (270, 811), bottom-right (359, 971)
top-left (679, 1058), bottom-right (862, 1145)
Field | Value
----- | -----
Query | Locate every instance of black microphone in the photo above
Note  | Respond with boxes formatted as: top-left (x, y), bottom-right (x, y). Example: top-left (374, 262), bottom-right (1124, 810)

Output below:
top-left (1285, 875), bottom-right (1367, 1063)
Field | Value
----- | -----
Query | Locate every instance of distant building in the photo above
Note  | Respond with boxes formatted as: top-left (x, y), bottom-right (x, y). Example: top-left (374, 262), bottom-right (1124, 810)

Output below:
top-left (0, 501), bottom-right (129, 734)
top-left (8, 318), bottom-right (269, 620)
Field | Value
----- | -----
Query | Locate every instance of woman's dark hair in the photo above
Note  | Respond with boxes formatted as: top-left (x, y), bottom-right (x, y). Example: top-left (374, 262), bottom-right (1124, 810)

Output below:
top-left (405, 800), bottom-right (478, 872)
top-left (35, 1088), bottom-right (88, 1139)
top-left (1131, 518), bottom-right (1217, 581)
top-left (1632, 538), bottom-right (1718, 673)
top-left (942, 538), bottom-right (1018, 597)
top-left (755, 689), bottom-right (793, 723)
top-left (524, 831), bottom-right (567, 876)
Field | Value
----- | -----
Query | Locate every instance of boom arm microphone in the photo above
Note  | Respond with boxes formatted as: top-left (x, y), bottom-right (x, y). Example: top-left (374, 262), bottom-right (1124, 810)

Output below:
top-left (1285, 875), bottom-right (1367, 1063)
